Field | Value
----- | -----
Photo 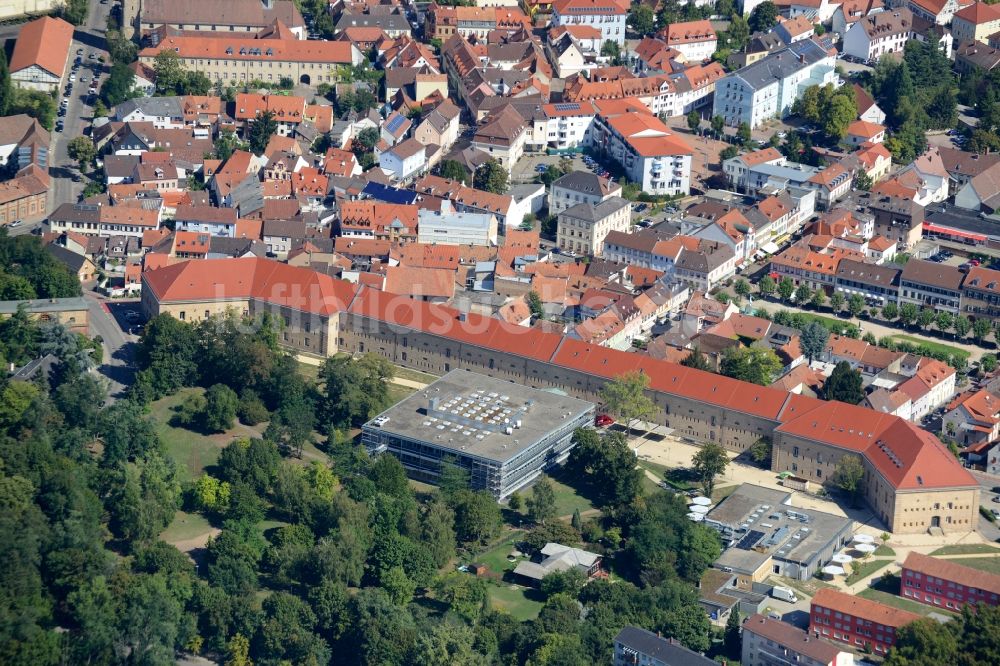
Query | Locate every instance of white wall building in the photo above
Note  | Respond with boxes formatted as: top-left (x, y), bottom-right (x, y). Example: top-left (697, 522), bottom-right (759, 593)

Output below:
top-left (542, 102), bottom-right (595, 149)
top-left (588, 110), bottom-right (693, 196)
top-left (378, 138), bottom-right (427, 182)
top-left (712, 39), bottom-right (840, 129)
top-left (551, 0), bottom-right (628, 45)
top-left (417, 203), bottom-right (498, 246)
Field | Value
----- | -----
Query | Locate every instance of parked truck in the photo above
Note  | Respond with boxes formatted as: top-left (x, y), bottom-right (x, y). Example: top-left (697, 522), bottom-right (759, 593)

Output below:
top-left (770, 586), bottom-right (798, 603)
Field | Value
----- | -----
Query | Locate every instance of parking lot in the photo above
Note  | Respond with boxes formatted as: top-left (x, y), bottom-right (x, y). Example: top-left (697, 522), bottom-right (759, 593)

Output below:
top-left (510, 151), bottom-right (613, 185)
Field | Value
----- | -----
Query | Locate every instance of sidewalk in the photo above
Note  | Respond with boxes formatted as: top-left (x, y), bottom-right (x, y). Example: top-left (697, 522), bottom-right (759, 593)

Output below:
top-left (749, 298), bottom-right (987, 363)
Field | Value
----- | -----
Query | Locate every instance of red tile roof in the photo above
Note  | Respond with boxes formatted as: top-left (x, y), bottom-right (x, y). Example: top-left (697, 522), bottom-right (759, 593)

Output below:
top-left (665, 20), bottom-right (716, 45)
top-left (140, 36), bottom-right (357, 65)
top-left (776, 401), bottom-right (977, 489)
top-left (811, 588), bottom-right (921, 629)
top-left (903, 552), bottom-right (1000, 597)
top-left (10, 16), bottom-right (74, 78)
top-left (143, 257), bottom-right (979, 493)
top-left (384, 266), bottom-right (456, 300)
top-left (143, 257), bottom-right (357, 315)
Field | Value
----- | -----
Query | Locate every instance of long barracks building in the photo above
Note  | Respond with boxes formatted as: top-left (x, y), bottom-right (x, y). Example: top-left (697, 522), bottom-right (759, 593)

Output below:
top-left (142, 258), bottom-right (980, 533)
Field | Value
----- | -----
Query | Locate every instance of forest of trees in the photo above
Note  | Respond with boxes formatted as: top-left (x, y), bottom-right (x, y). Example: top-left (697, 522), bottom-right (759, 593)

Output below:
top-left (0, 302), bottom-right (728, 665)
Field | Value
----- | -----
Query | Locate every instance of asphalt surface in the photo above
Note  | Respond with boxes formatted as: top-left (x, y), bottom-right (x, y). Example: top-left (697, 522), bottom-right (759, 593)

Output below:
top-left (85, 292), bottom-right (139, 400)
top-left (49, 1), bottom-right (114, 215)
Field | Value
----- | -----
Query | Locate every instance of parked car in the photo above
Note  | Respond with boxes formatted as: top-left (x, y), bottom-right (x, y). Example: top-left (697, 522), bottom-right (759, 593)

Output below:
top-left (9, 220), bottom-right (22, 228)
top-left (595, 414), bottom-right (615, 427)
top-left (124, 310), bottom-right (142, 322)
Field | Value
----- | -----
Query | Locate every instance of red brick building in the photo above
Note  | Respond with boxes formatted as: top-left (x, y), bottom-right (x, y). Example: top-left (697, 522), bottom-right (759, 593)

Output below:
top-left (901, 552), bottom-right (1000, 610)
top-left (810, 588), bottom-right (921, 655)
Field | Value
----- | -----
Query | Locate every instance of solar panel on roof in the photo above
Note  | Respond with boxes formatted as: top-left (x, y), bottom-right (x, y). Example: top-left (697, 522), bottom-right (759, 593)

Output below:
top-left (385, 114), bottom-right (407, 134)
top-left (736, 529), bottom-right (764, 550)
top-left (553, 103), bottom-right (580, 112)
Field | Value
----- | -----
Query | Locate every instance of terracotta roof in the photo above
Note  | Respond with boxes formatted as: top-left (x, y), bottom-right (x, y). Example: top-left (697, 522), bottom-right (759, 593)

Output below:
top-left (848, 120), bottom-right (885, 138)
top-left (664, 20), bottom-right (716, 46)
top-left (140, 36), bottom-right (357, 65)
top-left (778, 14), bottom-right (815, 36)
top-left (778, 401), bottom-right (977, 489)
top-left (10, 17), bottom-right (74, 77)
top-left (143, 258), bottom-right (979, 494)
top-left (396, 243), bottom-right (461, 270)
top-left (604, 112), bottom-right (693, 157)
top-left (573, 309), bottom-right (626, 344)
top-left (552, 0), bottom-right (628, 15)
top-left (904, 552), bottom-right (1000, 596)
top-left (738, 147), bottom-right (784, 167)
top-left (950, 388), bottom-right (1000, 423)
top-left (143, 257), bottom-right (357, 315)
top-left (954, 0), bottom-right (1000, 23)
top-left (384, 266), bottom-right (456, 299)
top-left (812, 589), bottom-right (919, 629)
top-left (235, 93), bottom-right (307, 122)
top-left (173, 231), bottom-right (211, 256)
top-left (548, 24), bottom-right (602, 40)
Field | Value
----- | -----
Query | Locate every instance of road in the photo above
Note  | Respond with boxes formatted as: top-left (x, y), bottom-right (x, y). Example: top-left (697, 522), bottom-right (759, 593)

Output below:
top-left (85, 292), bottom-right (138, 400)
top-left (48, 0), bottom-right (114, 216)
top-left (748, 297), bottom-right (989, 363)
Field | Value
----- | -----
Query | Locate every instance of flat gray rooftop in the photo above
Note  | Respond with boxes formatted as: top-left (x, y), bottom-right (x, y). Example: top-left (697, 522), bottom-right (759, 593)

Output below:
top-left (0, 297), bottom-right (88, 314)
top-left (363, 368), bottom-right (594, 464)
top-left (707, 484), bottom-right (852, 568)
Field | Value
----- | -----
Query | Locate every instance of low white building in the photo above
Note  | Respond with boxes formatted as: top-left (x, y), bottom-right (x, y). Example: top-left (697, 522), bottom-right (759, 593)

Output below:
top-left (417, 202), bottom-right (499, 246)
top-left (174, 205), bottom-right (239, 237)
top-left (378, 138), bottom-right (427, 182)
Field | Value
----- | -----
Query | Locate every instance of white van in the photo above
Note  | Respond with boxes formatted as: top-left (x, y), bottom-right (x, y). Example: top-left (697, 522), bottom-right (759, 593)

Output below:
top-left (770, 586), bottom-right (798, 603)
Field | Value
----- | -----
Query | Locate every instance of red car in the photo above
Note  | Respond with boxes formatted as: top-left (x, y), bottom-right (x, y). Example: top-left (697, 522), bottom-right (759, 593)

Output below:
top-left (595, 414), bottom-right (615, 427)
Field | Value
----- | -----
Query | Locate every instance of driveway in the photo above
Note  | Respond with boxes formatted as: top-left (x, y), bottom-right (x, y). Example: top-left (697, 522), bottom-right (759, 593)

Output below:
top-left (85, 292), bottom-right (138, 400)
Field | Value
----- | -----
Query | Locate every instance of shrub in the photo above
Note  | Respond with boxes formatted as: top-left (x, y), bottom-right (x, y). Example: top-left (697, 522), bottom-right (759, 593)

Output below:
top-left (238, 390), bottom-right (269, 426)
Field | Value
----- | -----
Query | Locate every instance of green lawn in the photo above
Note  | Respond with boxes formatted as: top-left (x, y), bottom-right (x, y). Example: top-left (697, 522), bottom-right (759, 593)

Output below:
top-left (488, 583), bottom-right (544, 621)
top-left (392, 365), bottom-right (439, 385)
top-left (930, 544), bottom-right (1000, 556)
top-left (159, 510), bottom-right (213, 545)
top-left (948, 556), bottom-right (1000, 575)
top-left (150, 388), bottom-right (223, 482)
top-left (874, 544), bottom-right (896, 557)
top-left (543, 472), bottom-right (597, 518)
top-left (295, 359), bottom-right (321, 382)
top-left (712, 484), bottom-right (739, 504)
top-left (471, 530), bottom-right (525, 575)
top-left (858, 574), bottom-right (957, 617)
top-left (845, 559), bottom-right (892, 586)
top-left (795, 312), bottom-right (853, 333)
top-left (387, 382), bottom-right (417, 406)
top-left (890, 335), bottom-right (970, 362)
